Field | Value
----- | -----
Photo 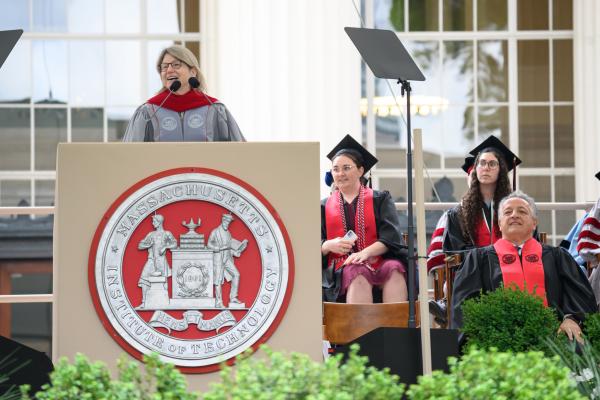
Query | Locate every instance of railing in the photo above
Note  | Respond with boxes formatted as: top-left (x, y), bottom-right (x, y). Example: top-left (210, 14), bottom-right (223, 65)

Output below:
top-left (393, 202), bottom-right (595, 211)
top-left (0, 201), bottom-right (595, 305)
top-left (0, 206), bottom-right (55, 216)
top-left (0, 206), bottom-right (55, 304)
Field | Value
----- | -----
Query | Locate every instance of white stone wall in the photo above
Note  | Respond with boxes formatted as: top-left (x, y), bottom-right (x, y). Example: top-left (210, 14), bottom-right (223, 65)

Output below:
top-left (574, 0), bottom-right (600, 202)
top-left (201, 0), bottom-right (362, 197)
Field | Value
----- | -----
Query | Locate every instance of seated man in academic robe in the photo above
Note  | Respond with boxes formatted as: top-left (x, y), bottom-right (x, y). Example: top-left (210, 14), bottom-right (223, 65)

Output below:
top-left (451, 190), bottom-right (597, 343)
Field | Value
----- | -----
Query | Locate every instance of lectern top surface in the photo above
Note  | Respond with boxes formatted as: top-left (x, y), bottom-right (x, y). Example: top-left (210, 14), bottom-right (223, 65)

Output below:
top-left (0, 29), bottom-right (23, 70)
top-left (345, 27), bottom-right (425, 82)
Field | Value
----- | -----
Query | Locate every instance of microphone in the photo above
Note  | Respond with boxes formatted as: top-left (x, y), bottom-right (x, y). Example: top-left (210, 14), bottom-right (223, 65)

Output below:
top-left (143, 80), bottom-right (181, 123)
top-left (188, 76), bottom-right (200, 89)
top-left (169, 79), bottom-right (182, 92)
top-left (189, 77), bottom-right (231, 140)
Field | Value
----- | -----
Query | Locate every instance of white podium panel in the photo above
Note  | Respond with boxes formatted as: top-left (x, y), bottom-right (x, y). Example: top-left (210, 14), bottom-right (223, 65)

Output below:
top-left (53, 142), bottom-right (321, 391)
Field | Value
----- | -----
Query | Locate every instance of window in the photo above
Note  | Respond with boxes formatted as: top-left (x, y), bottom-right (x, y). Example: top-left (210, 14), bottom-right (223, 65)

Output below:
top-left (365, 0), bottom-right (574, 244)
top-left (0, 0), bottom-right (202, 356)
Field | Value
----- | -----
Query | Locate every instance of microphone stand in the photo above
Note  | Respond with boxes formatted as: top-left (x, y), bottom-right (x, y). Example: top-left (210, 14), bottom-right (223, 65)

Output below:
top-left (399, 79), bottom-right (417, 328)
top-left (143, 80), bottom-right (182, 123)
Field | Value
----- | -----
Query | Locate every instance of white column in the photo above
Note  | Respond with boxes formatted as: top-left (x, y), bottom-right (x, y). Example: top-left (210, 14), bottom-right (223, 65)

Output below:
top-left (574, 0), bottom-right (600, 201)
top-left (203, 0), bottom-right (362, 197)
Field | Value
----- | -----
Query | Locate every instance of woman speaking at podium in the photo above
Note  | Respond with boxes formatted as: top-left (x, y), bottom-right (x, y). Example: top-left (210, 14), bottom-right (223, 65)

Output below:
top-left (321, 135), bottom-right (408, 304)
top-left (123, 45), bottom-right (245, 142)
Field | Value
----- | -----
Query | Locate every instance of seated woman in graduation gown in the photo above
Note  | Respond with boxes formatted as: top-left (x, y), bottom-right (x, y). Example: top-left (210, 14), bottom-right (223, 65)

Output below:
top-left (443, 135), bottom-right (519, 254)
top-left (123, 45), bottom-right (245, 142)
top-left (321, 135), bottom-right (407, 303)
top-left (452, 191), bottom-right (597, 343)
top-left (428, 136), bottom-right (519, 323)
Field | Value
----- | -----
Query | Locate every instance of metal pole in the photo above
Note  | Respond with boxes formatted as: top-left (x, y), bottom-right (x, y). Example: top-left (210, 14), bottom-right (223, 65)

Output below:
top-left (401, 79), bottom-right (416, 328)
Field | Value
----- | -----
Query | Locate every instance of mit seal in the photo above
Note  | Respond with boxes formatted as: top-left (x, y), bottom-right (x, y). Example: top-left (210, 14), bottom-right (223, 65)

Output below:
top-left (88, 168), bottom-right (294, 372)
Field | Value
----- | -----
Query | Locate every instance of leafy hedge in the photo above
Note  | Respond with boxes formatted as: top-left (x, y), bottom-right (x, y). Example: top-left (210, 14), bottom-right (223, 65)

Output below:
top-left (203, 344), bottom-right (404, 400)
top-left (461, 286), bottom-right (560, 354)
top-left (407, 347), bottom-right (584, 399)
top-left (584, 312), bottom-right (600, 355)
top-left (21, 353), bottom-right (197, 400)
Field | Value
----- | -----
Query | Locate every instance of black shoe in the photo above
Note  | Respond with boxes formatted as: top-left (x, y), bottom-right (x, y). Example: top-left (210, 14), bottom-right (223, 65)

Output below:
top-left (429, 298), bottom-right (448, 326)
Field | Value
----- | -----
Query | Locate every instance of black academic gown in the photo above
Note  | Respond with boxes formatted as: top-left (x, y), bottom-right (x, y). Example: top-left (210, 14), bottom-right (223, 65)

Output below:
top-left (443, 204), bottom-right (539, 255)
top-left (443, 205), bottom-right (473, 253)
top-left (451, 244), bottom-right (598, 331)
top-left (320, 190), bottom-right (407, 302)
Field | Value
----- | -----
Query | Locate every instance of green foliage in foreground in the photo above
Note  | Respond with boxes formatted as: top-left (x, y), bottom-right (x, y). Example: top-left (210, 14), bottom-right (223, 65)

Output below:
top-left (406, 347), bottom-right (584, 400)
top-left (202, 344), bottom-right (405, 400)
top-left (461, 286), bottom-right (560, 354)
top-left (20, 353), bottom-right (198, 400)
top-left (584, 312), bottom-right (600, 356)
top-left (546, 337), bottom-right (600, 399)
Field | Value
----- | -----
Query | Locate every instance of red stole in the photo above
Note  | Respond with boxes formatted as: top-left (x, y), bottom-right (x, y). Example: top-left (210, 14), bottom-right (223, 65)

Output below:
top-left (147, 89), bottom-right (218, 112)
top-left (494, 238), bottom-right (547, 306)
top-left (325, 187), bottom-right (380, 271)
top-left (474, 209), bottom-right (500, 247)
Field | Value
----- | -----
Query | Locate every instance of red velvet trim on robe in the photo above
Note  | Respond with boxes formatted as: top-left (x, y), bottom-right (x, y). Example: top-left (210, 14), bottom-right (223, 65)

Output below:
top-left (494, 238), bottom-right (548, 306)
top-left (474, 215), bottom-right (500, 247)
top-left (146, 89), bottom-right (218, 112)
top-left (325, 187), bottom-right (380, 271)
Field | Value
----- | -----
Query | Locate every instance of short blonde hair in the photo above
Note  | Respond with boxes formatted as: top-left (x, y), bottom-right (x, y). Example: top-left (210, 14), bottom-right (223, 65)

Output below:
top-left (156, 45), bottom-right (207, 92)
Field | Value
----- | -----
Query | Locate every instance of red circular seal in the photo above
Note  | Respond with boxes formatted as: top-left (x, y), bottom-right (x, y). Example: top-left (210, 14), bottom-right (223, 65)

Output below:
top-left (502, 254), bottom-right (516, 264)
top-left (88, 167), bottom-right (294, 373)
top-left (525, 254), bottom-right (540, 263)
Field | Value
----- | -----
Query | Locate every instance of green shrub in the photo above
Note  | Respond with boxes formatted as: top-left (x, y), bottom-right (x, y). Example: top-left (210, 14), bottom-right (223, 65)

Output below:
top-left (461, 286), bottom-right (560, 354)
top-left (584, 312), bottom-right (600, 355)
top-left (406, 347), bottom-right (584, 400)
top-left (202, 344), bottom-right (404, 400)
top-left (21, 353), bottom-right (198, 400)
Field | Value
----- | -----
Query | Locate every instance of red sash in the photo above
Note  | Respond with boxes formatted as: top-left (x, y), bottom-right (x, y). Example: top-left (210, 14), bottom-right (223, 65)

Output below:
top-left (325, 187), bottom-right (380, 271)
top-left (494, 238), bottom-right (547, 306)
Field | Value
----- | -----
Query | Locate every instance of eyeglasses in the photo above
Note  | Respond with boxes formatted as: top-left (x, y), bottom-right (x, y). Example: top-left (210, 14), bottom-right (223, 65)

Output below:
top-left (332, 165), bottom-right (356, 173)
top-left (477, 159), bottom-right (499, 169)
top-left (160, 62), bottom-right (183, 71)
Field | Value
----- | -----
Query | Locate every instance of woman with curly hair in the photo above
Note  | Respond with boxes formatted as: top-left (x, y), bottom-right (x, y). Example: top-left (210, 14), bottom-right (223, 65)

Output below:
top-left (444, 135), bottom-right (520, 252)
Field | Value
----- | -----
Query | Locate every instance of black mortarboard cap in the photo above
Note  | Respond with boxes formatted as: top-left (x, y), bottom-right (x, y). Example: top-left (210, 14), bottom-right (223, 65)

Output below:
top-left (461, 156), bottom-right (475, 175)
top-left (469, 135), bottom-right (521, 172)
top-left (596, 171), bottom-right (600, 181)
top-left (327, 134), bottom-right (378, 174)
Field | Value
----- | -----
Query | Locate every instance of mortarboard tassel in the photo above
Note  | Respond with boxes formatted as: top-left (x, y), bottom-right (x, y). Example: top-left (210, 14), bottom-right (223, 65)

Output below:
top-left (324, 171), bottom-right (333, 187)
top-left (512, 157), bottom-right (517, 191)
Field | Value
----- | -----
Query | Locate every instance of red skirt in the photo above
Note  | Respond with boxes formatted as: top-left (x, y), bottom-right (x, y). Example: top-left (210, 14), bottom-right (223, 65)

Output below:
top-left (341, 259), bottom-right (406, 294)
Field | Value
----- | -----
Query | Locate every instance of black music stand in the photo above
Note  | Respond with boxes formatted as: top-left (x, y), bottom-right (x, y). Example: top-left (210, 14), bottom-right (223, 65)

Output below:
top-left (0, 335), bottom-right (53, 395)
top-left (0, 29), bottom-right (23, 70)
top-left (337, 327), bottom-right (459, 385)
top-left (345, 27), bottom-right (425, 327)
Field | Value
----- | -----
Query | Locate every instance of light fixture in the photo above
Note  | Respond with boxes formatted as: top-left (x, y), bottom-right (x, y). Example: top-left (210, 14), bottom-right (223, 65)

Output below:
top-left (360, 95), bottom-right (449, 118)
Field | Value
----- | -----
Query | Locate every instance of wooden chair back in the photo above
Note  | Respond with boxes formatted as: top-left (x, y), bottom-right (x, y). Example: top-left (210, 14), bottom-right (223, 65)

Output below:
top-left (323, 301), bottom-right (419, 345)
top-left (430, 265), bottom-right (445, 301)
top-left (444, 253), bottom-right (462, 324)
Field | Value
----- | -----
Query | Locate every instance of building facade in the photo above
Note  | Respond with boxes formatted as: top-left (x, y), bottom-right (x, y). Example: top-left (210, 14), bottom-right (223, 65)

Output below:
top-left (1, 0), bottom-right (600, 355)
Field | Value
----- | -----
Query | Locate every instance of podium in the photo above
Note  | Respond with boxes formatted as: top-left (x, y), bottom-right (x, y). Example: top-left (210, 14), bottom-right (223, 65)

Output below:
top-left (337, 327), bottom-right (459, 385)
top-left (52, 142), bottom-right (322, 391)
